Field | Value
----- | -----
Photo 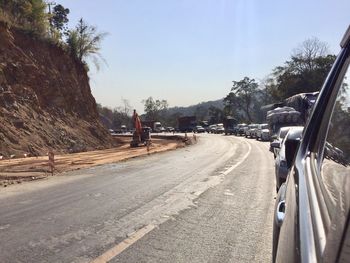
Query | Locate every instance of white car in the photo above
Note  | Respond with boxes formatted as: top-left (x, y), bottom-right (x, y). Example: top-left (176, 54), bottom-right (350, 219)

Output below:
top-left (209, 125), bottom-right (217, 133)
top-left (256, 123), bottom-right (270, 141)
top-left (245, 124), bottom-right (258, 138)
top-left (270, 126), bottom-right (296, 158)
top-left (215, 123), bottom-right (225, 134)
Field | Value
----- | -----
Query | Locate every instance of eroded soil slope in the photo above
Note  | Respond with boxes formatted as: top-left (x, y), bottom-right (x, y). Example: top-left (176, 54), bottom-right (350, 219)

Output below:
top-left (0, 22), bottom-right (114, 157)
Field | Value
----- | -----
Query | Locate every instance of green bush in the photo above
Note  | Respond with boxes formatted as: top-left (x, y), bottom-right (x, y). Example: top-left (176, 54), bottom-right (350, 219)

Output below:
top-left (0, 0), bottom-right (48, 35)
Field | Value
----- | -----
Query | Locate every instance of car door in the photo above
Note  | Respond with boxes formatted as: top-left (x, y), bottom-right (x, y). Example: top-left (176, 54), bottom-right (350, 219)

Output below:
top-left (308, 57), bottom-right (350, 262)
top-left (274, 27), bottom-right (350, 262)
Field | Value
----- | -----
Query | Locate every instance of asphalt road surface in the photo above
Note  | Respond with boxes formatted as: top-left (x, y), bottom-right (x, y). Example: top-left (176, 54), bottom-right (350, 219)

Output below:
top-left (0, 134), bottom-right (276, 263)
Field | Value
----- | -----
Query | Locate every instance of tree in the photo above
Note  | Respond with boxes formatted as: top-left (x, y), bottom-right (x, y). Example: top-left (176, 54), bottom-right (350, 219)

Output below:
top-left (66, 18), bottom-right (107, 70)
top-left (50, 4), bottom-right (69, 38)
top-left (208, 106), bottom-right (224, 124)
top-left (292, 37), bottom-right (329, 71)
top-left (0, 0), bottom-right (48, 34)
top-left (118, 98), bottom-right (132, 116)
top-left (267, 38), bottom-right (336, 101)
top-left (142, 97), bottom-right (168, 121)
top-left (224, 77), bottom-right (260, 122)
top-left (194, 105), bottom-right (208, 121)
top-left (97, 102), bottom-right (133, 129)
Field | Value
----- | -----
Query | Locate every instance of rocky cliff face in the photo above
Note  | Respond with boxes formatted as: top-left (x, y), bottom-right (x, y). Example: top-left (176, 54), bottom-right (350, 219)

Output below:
top-left (0, 22), bottom-right (114, 157)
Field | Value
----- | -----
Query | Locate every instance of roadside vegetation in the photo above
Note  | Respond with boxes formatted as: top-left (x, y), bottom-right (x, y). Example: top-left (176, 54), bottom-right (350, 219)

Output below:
top-left (97, 99), bottom-right (133, 130)
top-left (0, 0), bottom-right (106, 71)
top-left (168, 38), bottom-right (336, 125)
top-left (222, 38), bottom-right (336, 123)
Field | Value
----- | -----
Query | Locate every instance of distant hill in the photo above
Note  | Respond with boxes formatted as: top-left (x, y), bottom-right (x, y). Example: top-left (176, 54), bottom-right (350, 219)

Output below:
top-left (166, 98), bottom-right (224, 117)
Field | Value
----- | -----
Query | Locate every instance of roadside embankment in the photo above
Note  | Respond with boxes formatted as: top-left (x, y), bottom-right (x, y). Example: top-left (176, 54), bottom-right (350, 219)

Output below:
top-left (0, 21), bottom-right (114, 157)
top-left (0, 134), bottom-right (196, 187)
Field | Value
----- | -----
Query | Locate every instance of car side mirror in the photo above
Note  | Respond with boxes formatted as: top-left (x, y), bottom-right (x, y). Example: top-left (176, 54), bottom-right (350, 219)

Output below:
top-left (285, 138), bottom-right (300, 169)
top-left (270, 141), bottom-right (280, 149)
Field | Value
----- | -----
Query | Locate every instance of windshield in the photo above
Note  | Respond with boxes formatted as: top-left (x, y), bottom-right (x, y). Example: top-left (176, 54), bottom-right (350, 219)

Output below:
top-left (0, 1), bottom-right (349, 262)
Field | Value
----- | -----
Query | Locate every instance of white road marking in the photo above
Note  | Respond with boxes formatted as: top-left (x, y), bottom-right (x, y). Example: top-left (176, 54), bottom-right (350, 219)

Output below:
top-left (91, 137), bottom-right (252, 263)
top-left (91, 224), bottom-right (155, 263)
top-left (222, 140), bottom-right (252, 176)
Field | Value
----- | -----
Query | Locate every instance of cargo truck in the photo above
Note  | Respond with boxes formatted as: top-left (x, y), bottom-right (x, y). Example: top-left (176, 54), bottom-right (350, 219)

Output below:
top-left (177, 116), bottom-right (197, 132)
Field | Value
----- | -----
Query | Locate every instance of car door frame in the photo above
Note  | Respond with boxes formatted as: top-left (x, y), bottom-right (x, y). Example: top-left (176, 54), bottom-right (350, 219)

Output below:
top-left (274, 27), bottom-right (350, 262)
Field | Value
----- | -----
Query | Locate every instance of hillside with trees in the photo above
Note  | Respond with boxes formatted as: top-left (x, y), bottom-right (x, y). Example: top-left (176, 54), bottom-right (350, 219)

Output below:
top-left (0, 1), bottom-right (114, 157)
top-left (223, 38), bottom-right (336, 124)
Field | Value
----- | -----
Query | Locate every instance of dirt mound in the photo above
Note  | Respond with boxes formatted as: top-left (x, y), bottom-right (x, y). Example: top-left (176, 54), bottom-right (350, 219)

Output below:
top-left (0, 22), bottom-right (114, 157)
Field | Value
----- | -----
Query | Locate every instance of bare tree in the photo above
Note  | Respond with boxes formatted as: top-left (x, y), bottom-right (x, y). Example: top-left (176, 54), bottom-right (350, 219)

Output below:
top-left (119, 98), bottom-right (132, 116)
top-left (265, 37), bottom-right (335, 101)
top-left (292, 37), bottom-right (330, 71)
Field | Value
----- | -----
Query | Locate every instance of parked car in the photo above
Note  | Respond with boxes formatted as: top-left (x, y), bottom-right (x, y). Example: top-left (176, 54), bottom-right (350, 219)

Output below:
top-left (214, 123), bottom-right (225, 134)
top-left (193, 125), bottom-right (205, 133)
top-left (166, 127), bottom-right (175, 132)
top-left (199, 121), bottom-right (210, 132)
top-left (236, 123), bottom-right (248, 136)
top-left (256, 123), bottom-right (270, 141)
top-left (209, 124), bottom-right (217, 133)
top-left (250, 124), bottom-right (260, 138)
top-left (274, 126), bottom-right (303, 192)
top-left (245, 124), bottom-right (258, 138)
top-left (270, 126), bottom-right (295, 158)
top-left (273, 25), bottom-right (350, 263)
top-left (108, 129), bottom-right (116, 135)
top-left (121, 125), bottom-right (127, 133)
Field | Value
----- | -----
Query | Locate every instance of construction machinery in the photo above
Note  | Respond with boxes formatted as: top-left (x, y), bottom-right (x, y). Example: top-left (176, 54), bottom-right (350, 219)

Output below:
top-left (130, 110), bottom-right (151, 147)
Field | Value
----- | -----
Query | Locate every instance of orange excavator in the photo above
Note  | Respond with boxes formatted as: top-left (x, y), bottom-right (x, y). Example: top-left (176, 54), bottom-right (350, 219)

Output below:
top-left (130, 110), bottom-right (151, 147)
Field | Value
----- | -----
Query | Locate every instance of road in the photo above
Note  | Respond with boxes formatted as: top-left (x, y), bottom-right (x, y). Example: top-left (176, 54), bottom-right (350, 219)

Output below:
top-left (0, 134), bottom-right (276, 263)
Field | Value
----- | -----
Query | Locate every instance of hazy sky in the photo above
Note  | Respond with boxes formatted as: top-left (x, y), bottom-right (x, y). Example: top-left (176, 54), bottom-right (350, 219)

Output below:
top-left (58, 0), bottom-right (349, 113)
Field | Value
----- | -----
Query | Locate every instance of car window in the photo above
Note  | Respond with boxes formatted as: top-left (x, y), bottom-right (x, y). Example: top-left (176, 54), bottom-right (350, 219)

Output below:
top-left (279, 128), bottom-right (289, 139)
top-left (317, 60), bottom-right (350, 260)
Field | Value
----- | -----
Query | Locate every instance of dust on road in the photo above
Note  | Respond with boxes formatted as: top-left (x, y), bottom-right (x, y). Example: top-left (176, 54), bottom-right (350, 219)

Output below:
top-left (0, 135), bottom-right (188, 187)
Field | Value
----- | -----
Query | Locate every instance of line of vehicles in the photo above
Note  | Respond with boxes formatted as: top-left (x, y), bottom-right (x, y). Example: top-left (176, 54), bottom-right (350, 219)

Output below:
top-left (226, 122), bottom-right (271, 140)
top-left (178, 116), bottom-right (272, 140)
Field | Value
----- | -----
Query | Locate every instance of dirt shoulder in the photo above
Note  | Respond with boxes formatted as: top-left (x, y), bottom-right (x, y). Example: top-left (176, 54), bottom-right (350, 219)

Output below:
top-left (0, 135), bottom-right (193, 187)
